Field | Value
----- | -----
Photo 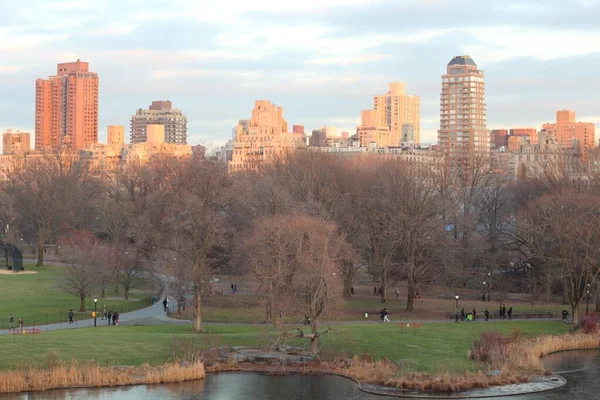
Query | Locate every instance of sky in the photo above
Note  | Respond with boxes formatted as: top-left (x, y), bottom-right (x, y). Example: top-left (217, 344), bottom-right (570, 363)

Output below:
top-left (1, 0), bottom-right (600, 148)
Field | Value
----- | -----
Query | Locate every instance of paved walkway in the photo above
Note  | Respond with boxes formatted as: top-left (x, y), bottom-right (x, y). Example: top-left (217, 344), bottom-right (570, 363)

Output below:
top-left (0, 296), bottom-right (190, 335)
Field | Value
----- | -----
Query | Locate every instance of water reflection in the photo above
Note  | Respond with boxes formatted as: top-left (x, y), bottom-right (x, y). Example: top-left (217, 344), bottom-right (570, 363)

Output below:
top-left (3, 351), bottom-right (600, 400)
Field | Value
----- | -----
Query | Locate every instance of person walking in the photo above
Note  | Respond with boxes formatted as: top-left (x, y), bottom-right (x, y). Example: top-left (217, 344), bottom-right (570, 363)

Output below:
top-left (231, 283), bottom-right (235, 295)
top-left (373, 286), bottom-right (377, 296)
top-left (499, 304), bottom-right (503, 319)
top-left (472, 308), bottom-right (477, 321)
top-left (502, 305), bottom-right (507, 320)
top-left (102, 305), bottom-right (107, 320)
top-left (9, 314), bottom-right (14, 330)
top-left (507, 307), bottom-right (513, 320)
top-left (460, 307), bottom-right (465, 322)
top-left (163, 298), bottom-right (168, 313)
top-left (395, 288), bottom-right (399, 298)
top-left (114, 312), bottom-right (120, 326)
top-left (68, 309), bottom-right (74, 324)
top-left (112, 312), bottom-right (117, 326)
top-left (107, 310), bottom-right (112, 325)
top-left (18, 318), bottom-right (23, 329)
top-left (380, 308), bottom-right (385, 322)
top-left (350, 286), bottom-right (354, 296)
top-left (484, 308), bottom-right (489, 322)
top-left (383, 308), bottom-right (390, 323)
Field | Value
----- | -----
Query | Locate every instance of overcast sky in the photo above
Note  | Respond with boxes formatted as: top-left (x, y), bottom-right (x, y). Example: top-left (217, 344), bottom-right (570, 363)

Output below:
top-left (1, 0), bottom-right (599, 148)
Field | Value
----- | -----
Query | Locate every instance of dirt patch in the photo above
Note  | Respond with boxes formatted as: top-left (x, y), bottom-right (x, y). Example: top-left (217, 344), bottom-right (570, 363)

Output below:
top-left (0, 270), bottom-right (37, 275)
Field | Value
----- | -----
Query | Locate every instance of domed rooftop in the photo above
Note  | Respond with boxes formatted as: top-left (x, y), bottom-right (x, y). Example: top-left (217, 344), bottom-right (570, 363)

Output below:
top-left (447, 55), bottom-right (477, 67)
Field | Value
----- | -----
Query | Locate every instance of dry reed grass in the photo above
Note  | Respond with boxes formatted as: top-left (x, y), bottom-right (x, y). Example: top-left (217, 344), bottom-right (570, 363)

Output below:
top-left (0, 361), bottom-right (205, 394)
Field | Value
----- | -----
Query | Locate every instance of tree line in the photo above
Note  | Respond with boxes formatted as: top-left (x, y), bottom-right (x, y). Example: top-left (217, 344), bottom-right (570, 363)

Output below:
top-left (1, 151), bottom-right (600, 332)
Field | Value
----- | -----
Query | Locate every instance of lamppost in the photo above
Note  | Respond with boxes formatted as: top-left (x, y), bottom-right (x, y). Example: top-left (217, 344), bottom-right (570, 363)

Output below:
top-left (483, 281), bottom-right (486, 302)
top-left (94, 298), bottom-right (98, 327)
top-left (586, 283), bottom-right (591, 315)
top-left (455, 295), bottom-right (459, 323)
top-left (487, 273), bottom-right (491, 302)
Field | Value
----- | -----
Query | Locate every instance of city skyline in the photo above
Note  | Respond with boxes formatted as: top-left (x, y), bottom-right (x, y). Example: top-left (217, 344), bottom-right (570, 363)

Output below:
top-left (1, 0), bottom-right (600, 147)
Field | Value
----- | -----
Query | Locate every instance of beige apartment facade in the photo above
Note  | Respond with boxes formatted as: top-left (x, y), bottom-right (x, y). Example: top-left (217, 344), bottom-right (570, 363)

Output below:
top-left (130, 101), bottom-right (188, 144)
top-left (107, 125), bottom-right (125, 149)
top-left (360, 82), bottom-right (420, 147)
top-left (228, 100), bottom-right (305, 172)
top-left (438, 55), bottom-right (489, 171)
top-left (2, 129), bottom-right (31, 156)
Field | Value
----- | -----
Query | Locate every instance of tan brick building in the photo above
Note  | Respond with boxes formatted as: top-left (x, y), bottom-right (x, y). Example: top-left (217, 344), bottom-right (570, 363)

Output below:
top-left (228, 100), bottom-right (305, 172)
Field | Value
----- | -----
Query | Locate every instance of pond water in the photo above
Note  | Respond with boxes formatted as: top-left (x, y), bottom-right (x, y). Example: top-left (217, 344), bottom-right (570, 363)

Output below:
top-left (3, 350), bottom-right (600, 400)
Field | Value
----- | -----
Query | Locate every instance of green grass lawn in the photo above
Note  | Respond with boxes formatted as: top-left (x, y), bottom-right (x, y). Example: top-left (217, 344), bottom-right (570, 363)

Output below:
top-left (0, 321), bottom-right (570, 373)
top-left (0, 263), bottom-right (155, 328)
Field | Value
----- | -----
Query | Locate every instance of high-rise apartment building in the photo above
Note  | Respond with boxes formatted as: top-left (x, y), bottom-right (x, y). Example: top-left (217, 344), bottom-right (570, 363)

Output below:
top-left (35, 60), bottom-right (99, 150)
top-left (438, 56), bottom-right (489, 171)
top-left (542, 110), bottom-right (595, 153)
top-left (363, 82), bottom-right (420, 146)
top-left (2, 129), bottom-right (31, 156)
top-left (228, 100), bottom-right (304, 172)
top-left (130, 101), bottom-right (187, 144)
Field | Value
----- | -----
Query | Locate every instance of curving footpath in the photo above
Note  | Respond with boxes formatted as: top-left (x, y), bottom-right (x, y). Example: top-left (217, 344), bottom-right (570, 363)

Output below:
top-left (0, 296), bottom-right (190, 335)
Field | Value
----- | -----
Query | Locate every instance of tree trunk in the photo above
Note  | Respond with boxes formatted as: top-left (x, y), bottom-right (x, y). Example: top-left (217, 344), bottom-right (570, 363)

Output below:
top-left (79, 296), bottom-right (85, 312)
top-left (380, 273), bottom-right (387, 303)
top-left (342, 274), bottom-right (353, 299)
top-left (124, 284), bottom-right (130, 300)
top-left (193, 293), bottom-right (202, 332)
top-left (36, 235), bottom-right (44, 267)
top-left (406, 279), bottom-right (416, 312)
top-left (101, 286), bottom-right (106, 298)
top-left (595, 285), bottom-right (600, 313)
top-left (310, 318), bottom-right (319, 354)
top-left (572, 302), bottom-right (580, 325)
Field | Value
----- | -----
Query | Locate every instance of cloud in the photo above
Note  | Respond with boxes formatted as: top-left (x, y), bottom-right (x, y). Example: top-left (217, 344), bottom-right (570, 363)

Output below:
top-left (0, 66), bottom-right (20, 74)
top-left (1, 0), bottom-right (599, 148)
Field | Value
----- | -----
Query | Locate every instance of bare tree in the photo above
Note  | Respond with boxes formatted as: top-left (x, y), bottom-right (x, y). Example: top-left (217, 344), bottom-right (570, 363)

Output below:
top-left (58, 230), bottom-right (104, 311)
top-left (244, 214), bottom-right (350, 352)
top-left (522, 190), bottom-right (600, 323)
top-left (4, 152), bottom-right (84, 266)
top-left (391, 164), bottom-right (445, 311)
top-left (161, 160), bottom-right (231, 332)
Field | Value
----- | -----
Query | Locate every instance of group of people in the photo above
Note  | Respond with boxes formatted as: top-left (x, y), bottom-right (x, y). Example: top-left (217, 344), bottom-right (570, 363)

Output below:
top-left (100, 305), bottom-right (120, 326)
top-left (499, 304), bottom-right (513, 320)
top-left (230, 283), bottom-right (239, 295)
top-left (460, 307), bottom-right (480, 321)
top-left (458, 306), bottom-right (513, 322)
top-left (8, 314), bottom-right (23, 330)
